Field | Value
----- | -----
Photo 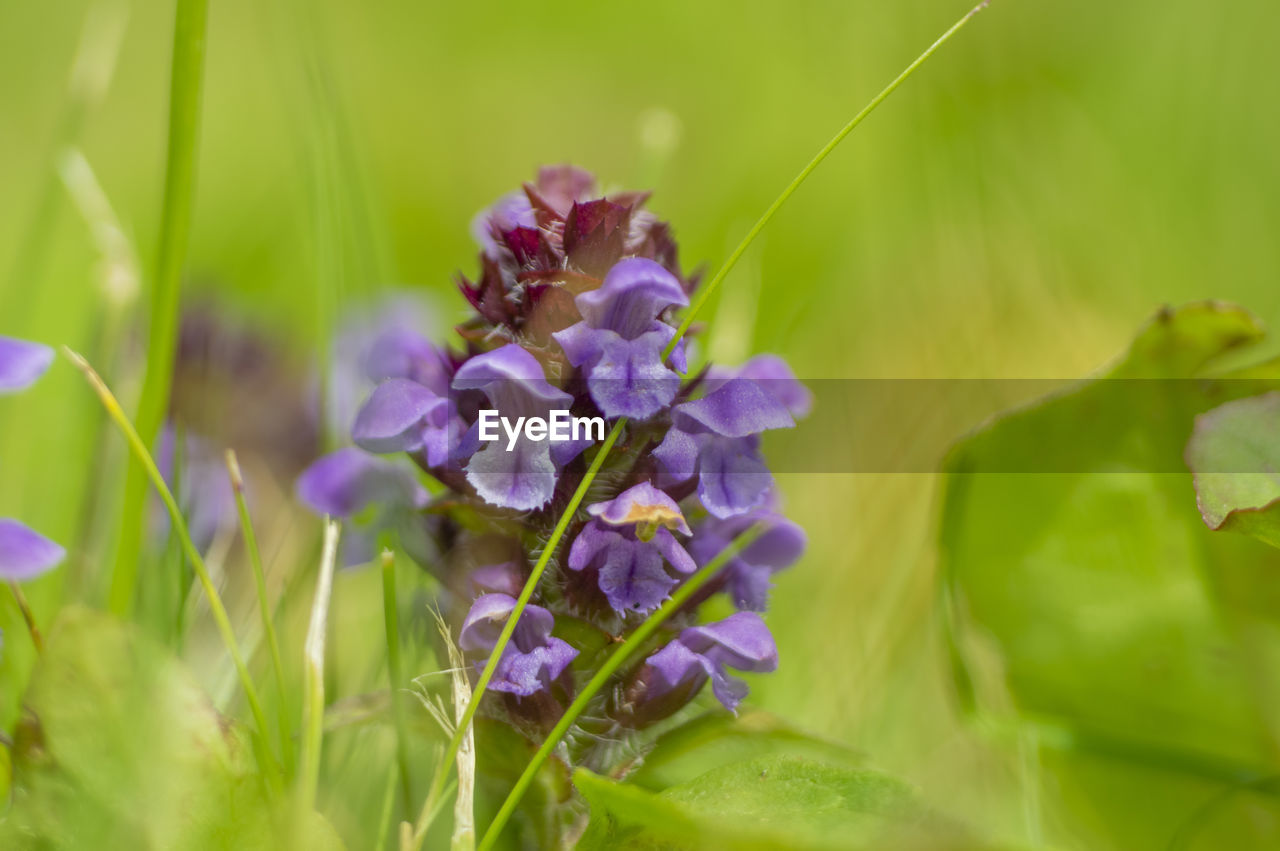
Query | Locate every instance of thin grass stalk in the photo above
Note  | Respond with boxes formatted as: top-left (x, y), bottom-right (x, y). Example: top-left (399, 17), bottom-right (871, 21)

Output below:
top-left (381, 549), bottom-right (414, 813)
top-left (415, 2), bottom-right (993, 837)
top-left (64, 348), bottom-right (280, 788)
top-left (477, 526), bottom-right (764, 849)
top-left (110, 0), bottom-right (210, 617)
top-left (226, 449), bottom-right (295, 774)
top-left (7, 582), bottom-right (45, 654)
top-left (300, 519), bottom-right (341, 811)
top-left (374, 761), bottom-right (400, 851)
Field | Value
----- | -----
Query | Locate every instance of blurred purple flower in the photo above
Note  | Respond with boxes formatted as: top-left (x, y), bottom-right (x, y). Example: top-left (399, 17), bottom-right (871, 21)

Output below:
top-left (0, 519), bottom-right (65, 582)
top-left (568, 481), bottom-right (696, 614)
top-left (459, 593), bottom-right (578, 696)
top-left (643, 612), bottom-right (778, 713)
top-left (0, 336), bottom-right (53, 394)
top-left (689, 511), bottom-right (806, 611)
top-left (553, 258), bottom-right (688, 420)
top-left (653, 379), bottom-right (794, 518)
top-left (705, 354), bottom-right (812, 419)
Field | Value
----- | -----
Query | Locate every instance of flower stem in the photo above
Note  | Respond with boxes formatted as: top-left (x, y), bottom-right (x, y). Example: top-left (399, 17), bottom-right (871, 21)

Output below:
top-left (8, 581), bottom-right (44, 654)
top-left (225, 449), bottom-right (295, 775)
top-left (64, 347), bottom-right (280, 790)
top-left (299, 519), bottom-right (341, 812)
top-left (109, 0), bottom-right (209, 618)
top-left (663, 0), bottom-right (992, 359)
top-left (381, 549), bottom-right (415, 814)
top-left (476, 526), bottom-right (764, 850)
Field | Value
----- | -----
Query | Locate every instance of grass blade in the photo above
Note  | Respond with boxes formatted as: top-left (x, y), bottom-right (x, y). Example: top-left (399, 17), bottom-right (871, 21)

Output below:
top-left (64, 347), bottom-right (280, 789)
top-left (476, 526), bottom-right (764, 850)
top-left (226, 449), bottom-right (295, 775)
top-left (300, 518), bottom-right (341, 811)
top-left (110, 0), bottom-right (210, 617)
top-left (381, 549), bottom-right (414, 814)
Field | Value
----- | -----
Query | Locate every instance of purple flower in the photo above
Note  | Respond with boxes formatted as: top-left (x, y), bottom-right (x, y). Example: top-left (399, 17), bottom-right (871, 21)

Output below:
top-left (459, 593), bottom-right (578, 696)
top-left (567, 482), bottom-right (696, 614)
top-left (705, 355), bottom-right (812, 419)
top-left (472, 191), bottom-right (537, 258)
top-left (352, 378), bottom-right (463, 467)
top-left (553, 258), bottom-right (689, 420)
top-left (689, 511), bottom-right (806, 611)
top-left (653, 379), bottom-right (794, 518)
top-left (453, 344), bottom-right (580, 511)
top-left (156, 427), bottom-right (238, 551)
top-left (643, 612), bottom-right (778, 713)
top-left (0, 336), bottom-right (53, 394)
top-left (0, 518), bottom-right (65, 582)
top-left (296, 448), bottom-right (431, 566)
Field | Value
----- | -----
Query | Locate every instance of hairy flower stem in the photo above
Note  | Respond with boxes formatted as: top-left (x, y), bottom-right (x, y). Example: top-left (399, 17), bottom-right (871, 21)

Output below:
top-left (65, 348), bottom-right (281, 792)
top-left (419, 1), bottom-right (992, 837)
top-left (8, 581), bottom-right (44, 654)
top-left (477, 526), bottom-right (764, 850)
top-left (110, 0), bottom-right (209, 617)
top-left (381, 549), bottom-right (415, 814)
top-left (226, 449), bottom-right (295, 775)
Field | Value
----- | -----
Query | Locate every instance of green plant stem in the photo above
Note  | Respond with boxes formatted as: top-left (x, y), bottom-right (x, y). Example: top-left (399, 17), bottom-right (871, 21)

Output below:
top-left (8, 582), bottom-right (45, 654)
top-left (226, 449), bottom-right (295, 775)
top-left (67, 348), bottom-right (280, 792)
top-left (663, 0), bottom-right (992, 359)
top-left (417, 1), bottom-right (993, 838)
top-left (299, 519), bottom-right (341, 812)
top-left (382, 549), bottom-right (415, 814)
top-left (110, 0), bottom-right (210, 617)
top-left (477, 526), bottom-right (764, 850)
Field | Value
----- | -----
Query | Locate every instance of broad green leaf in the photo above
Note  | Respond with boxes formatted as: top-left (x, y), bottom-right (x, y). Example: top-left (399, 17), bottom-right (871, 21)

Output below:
top-left (0, 606), bottom-right (344, 850)
top-left (577, 755), bottom-right (974, 850)
top-left (939, 302), bottom-right (1280, 847)
top-left (629, 710), bottom-right (864, 791)
top-left (1187, 392), bottom-right (1280, 549)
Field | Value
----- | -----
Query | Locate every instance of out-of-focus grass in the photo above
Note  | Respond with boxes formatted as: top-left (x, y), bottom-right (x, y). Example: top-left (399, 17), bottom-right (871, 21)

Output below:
top-left (4, 0), bottom-right (1280, 847)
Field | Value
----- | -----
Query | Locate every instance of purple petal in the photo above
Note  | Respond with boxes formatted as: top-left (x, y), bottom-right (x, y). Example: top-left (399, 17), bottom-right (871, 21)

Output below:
top-left (0, 337), bottom-right (54, 394)
top-left (681, 612), bottom-right (778, 674)
top-left (586, 481), bottom-right (691, 535)
top-left (646, 639), bottom-right (712, 695)
top-left (490, 637), bottom-right (577, 696)
top-left (552, 322), bottom-right (603, 368)
top-left (470, 562), bottom-right (525, 596)
top-left (672, 378), bottom-right (794, 439)
top-left (471, 190), bottom-right (536, 255)
top-left (453, 344), bottom-right (571, 418)
top-left (696, 438), bottom-right (774, 519)
top-left (0, 519), bottom-right (65, 581)
top-left (597, 538), bottom-right (677, 614)
top-left (296, 448), bottom-right (426, 518)
top-left (584, 328), bottom-right (681, 420)
top-left (652, 527), bottom-right (697, 574)
top-left (364, 327), bottom-right (449, 393)
top-left (575, 258), bottom-right (688, 340)
top-left (567, 522), bottom-right (620, 572)
top-left (652, 428), bottom-right (700, 486)
top-left (459, 593), bottom-right (557, 653)
top-left (464, 438), bottom-right (558, 511)
top-left (352, 378), bottom-right (444, 453)
top-left (708, 355), bottom-right (811, 419)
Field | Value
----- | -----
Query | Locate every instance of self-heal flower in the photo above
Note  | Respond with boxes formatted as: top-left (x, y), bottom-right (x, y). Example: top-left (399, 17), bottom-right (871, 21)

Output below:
top-left (459, 593), bottom-right (578, 696)
top-left (453, 344), bottom-right (581, 511)
top-left (705, 354), bottom-right (812, 419)
top-left (688, 511), bottom-right (806, 611)
top-left (568, 481), bottom-right (696, 614)
top-left (0, 336), bottom-right (54, 394)
top-left (653, 378), bottom-right (794, 518)
top-left (553, 258), bottom-right (689, 420)
top-left (0, 519), bottom-right (65, 581)
top-left (643, 612), bottom-right (778, 713)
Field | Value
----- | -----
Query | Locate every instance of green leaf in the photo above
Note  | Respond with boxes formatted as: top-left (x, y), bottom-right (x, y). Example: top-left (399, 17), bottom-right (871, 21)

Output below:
top-left (939, 302), bottom-right (1280, 845)
top-left (1187, 392), bottom-right (1280, 549)
top-left (577, 755), bottom-right (973, 851)
top-left (1, 606), bottom-right (344, 850)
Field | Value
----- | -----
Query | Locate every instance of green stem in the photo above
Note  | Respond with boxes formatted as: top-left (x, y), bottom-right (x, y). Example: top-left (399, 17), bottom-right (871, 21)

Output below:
top-left (477, 526), bottom-right (764, 849)
top-left (8, 582), bottom-right (45, 655)
top-left (110, 0), bottom-right (210, 617)
top-left (226, 449), bottom-right (295, 775)
top-left (65, 348), bottom-right (280, 790)
top-left (382, 549), bottom-right (415, 814)
top-left (663, 0), bottom-right (992, 359)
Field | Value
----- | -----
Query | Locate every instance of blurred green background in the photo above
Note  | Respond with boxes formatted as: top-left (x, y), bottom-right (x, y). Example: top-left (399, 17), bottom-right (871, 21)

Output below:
top-left (5, 0), bottom-right (1280, 847)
